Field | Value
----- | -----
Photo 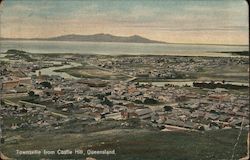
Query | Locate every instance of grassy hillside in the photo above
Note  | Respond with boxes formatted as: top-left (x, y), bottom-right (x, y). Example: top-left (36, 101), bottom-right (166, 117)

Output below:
top-left (1, 128), bottom-right (248, 160)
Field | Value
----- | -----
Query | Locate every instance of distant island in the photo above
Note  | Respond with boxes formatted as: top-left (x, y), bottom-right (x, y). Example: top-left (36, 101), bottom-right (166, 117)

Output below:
top-left (0, 33), bottom-right (166, 44)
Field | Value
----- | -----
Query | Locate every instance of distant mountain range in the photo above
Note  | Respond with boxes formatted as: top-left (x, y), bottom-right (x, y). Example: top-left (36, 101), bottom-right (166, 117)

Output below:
top-left (0, 33), bottom-right (166, 44)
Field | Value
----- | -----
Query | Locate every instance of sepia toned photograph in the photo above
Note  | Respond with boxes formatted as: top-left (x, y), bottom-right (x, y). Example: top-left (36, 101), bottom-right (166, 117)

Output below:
top-left (0, 0), bottom-right (249, 159)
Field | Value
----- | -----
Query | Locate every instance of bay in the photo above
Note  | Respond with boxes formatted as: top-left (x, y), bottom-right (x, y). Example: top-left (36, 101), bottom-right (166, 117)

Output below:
top-left (0, 40), bottom-right (248, 57)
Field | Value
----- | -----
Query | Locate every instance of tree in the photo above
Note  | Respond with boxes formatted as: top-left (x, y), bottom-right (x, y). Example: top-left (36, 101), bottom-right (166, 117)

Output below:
top-left (101, 97), bottom-right (113, 107)
top-left (198, 125), bottom-right (205, 131)
top-left (1, 137), bottom-right (5, 144)
top-left (97, 94), bottom-right (105, 100)
top-left (28, 91), bottom-right (35, 97)
top-left (40, 81), bottom-right (52, 89)
top-left (0, 100), bottom-right (5, 106)
top-left (144, 98), bottom-right (159, 105)
top-left (164, 105), bottom-right (173, 112)
top-left (134, 99), bottom-right (142, 104)
top-left (84, 97), bottom-right (90, 102)
top-left (45, 92), bottom-right (51, 96)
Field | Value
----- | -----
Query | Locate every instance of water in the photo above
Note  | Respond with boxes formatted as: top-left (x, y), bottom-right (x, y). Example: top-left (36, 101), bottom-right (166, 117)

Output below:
top-left (34, 61), bottom-right (82, 79)
top-left (0, 40), bottom-right (248, 81)
top-left (0, 55), bottom-right (81, 79)
top-left (0, 40), bottom-right (248, 57)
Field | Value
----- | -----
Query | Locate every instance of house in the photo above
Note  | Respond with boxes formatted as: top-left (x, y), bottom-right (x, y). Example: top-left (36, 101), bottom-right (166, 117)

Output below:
top-left (191, 110), bottom-right (205, 118)
top-left (105, 112), bottom-right (122, 120)
top-left (208, 94), bottom-right (230, 102)
top-left (19, 77), bottom-right (32, 85)
top-left (165, 118), bottom-right (197, 129)
top-left (53, 87), bottom-right (64, 96)
top-left (1, 79), bottom-right (20, 90)
top-left (214, 88), bottom-right (228, 93)
top-left (204, 113), bottom-right (219, 120)
top-left (121, 110), bottom-right (129, 119)
top-left (152, 111), bottom-right (166, 123)
top-left (230, 118), bottom-right (249, 128)
top-left (135, 108), bottom-right (153, 120)
top-left (218, 115), bottom-right (230, 122)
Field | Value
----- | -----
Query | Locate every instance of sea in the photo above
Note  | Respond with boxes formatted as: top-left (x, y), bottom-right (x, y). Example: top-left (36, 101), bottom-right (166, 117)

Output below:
top-left (0, 40), bottom-right (248, 57)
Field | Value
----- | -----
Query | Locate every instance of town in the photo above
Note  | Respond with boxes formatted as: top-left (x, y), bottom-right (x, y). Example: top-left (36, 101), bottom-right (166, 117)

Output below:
top-left (0, 50), bottom-right (249, 159)
top-left (0, 50), bottom-right (249, 136)
top-left (1, 0), bottom-right (249, 159)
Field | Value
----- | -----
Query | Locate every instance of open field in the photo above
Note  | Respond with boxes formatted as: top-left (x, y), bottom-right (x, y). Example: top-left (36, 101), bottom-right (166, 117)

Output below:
top-left (194, 64), bottom-right (249, 82)
top-left (0, 128), bottom-right (248, 160)
top-left (55, 65), bottom-right (129, 80)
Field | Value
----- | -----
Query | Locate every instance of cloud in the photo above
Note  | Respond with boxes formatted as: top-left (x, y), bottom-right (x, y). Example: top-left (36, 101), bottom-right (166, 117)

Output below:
top-left (0, 0), bottom-right (248, 45)
top-left (7, 4), bottom-right (32, 12)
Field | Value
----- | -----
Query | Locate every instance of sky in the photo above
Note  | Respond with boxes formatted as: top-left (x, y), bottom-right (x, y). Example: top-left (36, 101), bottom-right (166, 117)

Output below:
top-left (0, 0), bottom-right (249, 45)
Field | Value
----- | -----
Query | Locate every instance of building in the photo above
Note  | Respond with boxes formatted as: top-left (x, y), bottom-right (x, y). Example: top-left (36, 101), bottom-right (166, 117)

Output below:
top-left (19, 77), bottom-right (32, 85)
top-left (105, 112), bottom-right (122, 120)
top-left (1, 80), bottom-right (20, 90)
top-left (135, 108), bottom-right (153, 120)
